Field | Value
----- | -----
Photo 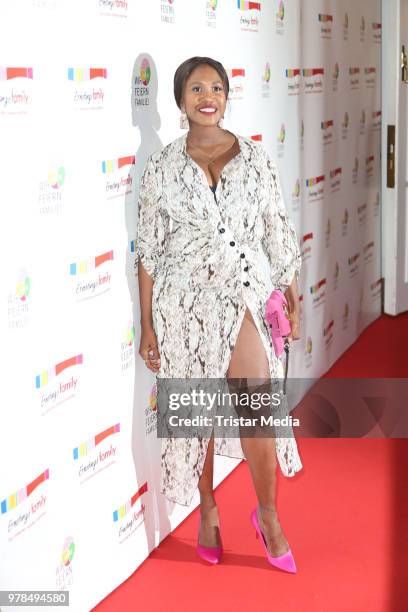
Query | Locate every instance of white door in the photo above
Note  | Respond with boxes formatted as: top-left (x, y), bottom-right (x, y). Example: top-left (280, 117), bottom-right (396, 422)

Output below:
top-left (382, 0), bottom-right (408, 315)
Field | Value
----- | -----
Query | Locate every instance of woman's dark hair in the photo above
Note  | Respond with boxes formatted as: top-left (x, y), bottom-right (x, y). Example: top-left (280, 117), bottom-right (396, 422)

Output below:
top-left (174, 56), bottom-right (229, 109)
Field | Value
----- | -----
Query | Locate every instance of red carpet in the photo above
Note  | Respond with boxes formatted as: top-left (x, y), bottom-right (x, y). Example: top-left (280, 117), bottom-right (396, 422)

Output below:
top-left (94, 313), bottom-right (408, 612)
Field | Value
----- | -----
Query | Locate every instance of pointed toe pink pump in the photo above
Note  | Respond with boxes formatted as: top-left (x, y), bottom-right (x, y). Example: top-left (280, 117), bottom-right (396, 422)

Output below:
top-left (250, 508), bottom-right (297, 573)
top-left (196, 506), bottom-right (223, 564)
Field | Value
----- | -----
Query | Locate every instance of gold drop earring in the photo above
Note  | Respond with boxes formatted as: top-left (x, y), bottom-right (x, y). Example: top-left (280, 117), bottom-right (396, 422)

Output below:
top-left (180, 106), bottom-right (189, 130)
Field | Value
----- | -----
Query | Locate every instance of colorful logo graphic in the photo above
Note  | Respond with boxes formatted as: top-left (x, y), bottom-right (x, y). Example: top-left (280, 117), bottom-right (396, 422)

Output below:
top-left (293, 179), bottom-right (300, 198)
top-left (113, 481), bottom-right (148, 521)
top-left (125, 323), bottom-right (135, 346)
top-left (303, 68), bottom-right (324, 77)
top-left (149, 384), bottom-right (157, 412)
top-left (310, 278), bottom-right (326, 294)
top-left (318, 14), bottom-right (333, 22)
top-left (67, 68), bottom-right (107, 81)
top-left (250, 134), bottom-right (262, 141)
top-left (1, 469), bottom-right (49, 514)
top-left (332, 63), bottom-right (339, 79)
top-left (61, 537), bottom-right (75, 566)
top-left (210, 0), bottom-right (217, 9)
top-left (277, 1), bottom-right (284, 20)
top-left (48, 167), bottom-right (65, 189)
top-left (101, 156), bottom-right (135, 174)
top-left (237, 0), bottom-right (261, 10)
top-left (35, 354), bottom-right (83, 389)
top-left (227, 68), bottom-right (245, 78)
top-left (321, 119), bottom-right (333, 130)
top-left (323, 320), bottom-right (334, 337)
top-left (278, 124), bottom-right (286, 143)
top-left (140, 58), bottom-right (151, 86)
top-left (263, 62), bottom-right (271, 82)
top-left (306, 336), bottom-right (313, 354)
top-left (285, 69), bottom-right (300, 78)
top-left (73, 424), bottom-right (120, 460)
top-left (16, 273), bottom-right (31, 301)
top-left (306, 175), bottom-right (324, 187)
top-left (70, 250), bottom-right (114, 275)
top-left (0, 67), bottom-right (33, 80)
top-left (130, 239), bottom-right (136, 253)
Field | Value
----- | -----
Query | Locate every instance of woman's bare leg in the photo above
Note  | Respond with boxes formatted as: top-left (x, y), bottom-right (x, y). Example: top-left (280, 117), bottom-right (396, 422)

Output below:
top-left (226, 307), bottom-right (289, 556)
top-left (197, 433), bottom-right (222, 547)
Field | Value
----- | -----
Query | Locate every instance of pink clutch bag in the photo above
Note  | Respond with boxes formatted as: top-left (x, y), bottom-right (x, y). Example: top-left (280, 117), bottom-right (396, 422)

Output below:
top-left (265, 289), bottom-right (291, 357)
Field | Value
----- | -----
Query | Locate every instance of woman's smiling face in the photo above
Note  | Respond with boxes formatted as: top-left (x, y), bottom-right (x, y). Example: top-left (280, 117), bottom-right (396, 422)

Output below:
top-left (181, 63), bottom-right (227, 128)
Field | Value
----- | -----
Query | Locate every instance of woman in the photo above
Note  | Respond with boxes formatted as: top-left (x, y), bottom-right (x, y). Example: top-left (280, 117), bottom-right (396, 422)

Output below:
top-left (137, 56), bottom-right (302, 572)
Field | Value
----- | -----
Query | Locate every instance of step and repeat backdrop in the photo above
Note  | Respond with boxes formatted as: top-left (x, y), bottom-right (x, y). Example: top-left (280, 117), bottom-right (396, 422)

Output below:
top-left (0, 0), bottom-right (381, 610)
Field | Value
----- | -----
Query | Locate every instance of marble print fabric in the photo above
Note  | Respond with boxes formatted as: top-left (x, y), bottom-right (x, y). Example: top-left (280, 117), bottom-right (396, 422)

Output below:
top-left (136, 132), bottom-right (303, 506)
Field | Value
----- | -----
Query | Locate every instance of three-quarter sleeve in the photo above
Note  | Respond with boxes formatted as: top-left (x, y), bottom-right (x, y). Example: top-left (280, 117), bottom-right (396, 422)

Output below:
top-left (260, 154), bottom-right (302, 293)
top-left (136, 154), bottom-right (164, 282)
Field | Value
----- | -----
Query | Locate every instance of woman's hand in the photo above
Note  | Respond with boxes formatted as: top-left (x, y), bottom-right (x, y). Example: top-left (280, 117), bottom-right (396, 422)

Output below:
top-left (286, 311), bottom-right (301, 343)
top-left (139, 325), bottom-right (161, 373)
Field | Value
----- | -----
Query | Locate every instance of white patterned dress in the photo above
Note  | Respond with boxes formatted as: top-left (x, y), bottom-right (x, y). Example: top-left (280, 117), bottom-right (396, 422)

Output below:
top-left (136, 132), bottom-right (303, 506)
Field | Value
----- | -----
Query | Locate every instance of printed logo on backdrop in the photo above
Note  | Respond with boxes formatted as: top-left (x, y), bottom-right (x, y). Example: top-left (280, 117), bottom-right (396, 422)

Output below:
top-left (330, 167), bottom-right (342, 194)
top-left (358, 203), bottom-right (367, 226)
top-left (372, 22), bottom-right (381, 44)
top-left (67, 67), bottom-right (107, 110)
top-left (304, 335), bottom-right (313, 369)
top-left (325, 218), bottom-right (331, 248)
top-left (276, 123), bottom-right (285, 158)
top-left (227, 68), bottom-right (245, 100)
top-left (73, 424), bottom-right (120, 484)
top-left (341, 302), bottom-right (350, 331)
top-left (121, 322), bottom-right (135, 371)
top-left (300, 119), bottom-right (304, 150)
top-left (333, 261), bottom-right (340, 291)
top-left (250, 134), bottom-right (262, 142)
top-left (305, 174), bottom-right (324, 203)
top-left (145, 384), bottom-right (157, 435)
top-left (292, 178), bottom-right (300, 211)
top-left (0, 67), bottom-right (33, 115)
top-left (349, 67), bottom-right (360, 90)
top-left (373, 192), bottom-right (380, 217)
top-left (372, 111), bottom-right (381, 132)
top-left (99, 0), bottom-right (128, 18)
top-left (237, 0), bottom-right (261, 33)
top-left (364, 67), bottom-right (376, 89)
top-left (261, 63), bottom-right (270, 98)
top-left (113, 481), bottom-right (148, 543)
top-left (351, 157), bottom-right (359, 184)
top-left (341, 112), bottom-right (349, 140)
top-left (161, 0), bottom-right (175, 24)
top-left (56, 536), bottom-right (75, 591)
top-left (301, 232), bottom-right (313, 262)
top-left (310, 277), bottom-right (326, 307)
top-left (134, 57), bottom-right (151, 107)
top-left (370, 278), bottom-right (382, 302)
top-left (38, 166), bottom-right (66, 215)
top-left (360, 16), bottom-right (366, 43)
top-left (275, 0), bottom-right (284, 35)
top-left (130, 238), bottom-right (138, 275)
top-left (205, 0), bottom-right (217, 28)
top-left (365, 155), bottom-right (374, 182)
top-left (332, 62), bottom-right (339, 92)
top-left (285, 68), bottom-right (300, 96)
top-left (359, 109), bottom-right (366, 136)
top-left (102, 155), bottom-right (135, 200)
top-left (8, 270), bottom-right (31, 330)
top-left (341, 208), bottom-right (349, 236)
top-left (363, 241), bottom-right (374, 265)
top-left (321, 119), bottom-right (333, 146)
top-left (1, 469), bottom-right (49, 541)
top-left (343, 12), bottom-right (349, 40)
top-left (348, 252), bottom-right (360, 278)
top-left (36, 354), bottom-right (83, 415)
top-left (318, 13), bottom-right (332, 39)
top-left (69, 249), bottom-right (113, 300)
top-left (323, 319), bottom-right (334, 348)
top-left (303, 68), bottom-right (323, 94)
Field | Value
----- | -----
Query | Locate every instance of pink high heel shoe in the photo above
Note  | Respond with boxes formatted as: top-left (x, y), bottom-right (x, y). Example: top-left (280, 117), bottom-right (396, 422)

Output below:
top-left (197, 506), bottom-right (223, 564)
top-left (250, 507), bottom-right (297, 573)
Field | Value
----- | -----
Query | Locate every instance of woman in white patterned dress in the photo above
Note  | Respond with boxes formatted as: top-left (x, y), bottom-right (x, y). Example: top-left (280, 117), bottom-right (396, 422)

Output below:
top-left (137, 57), bottom-right (302, 571)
